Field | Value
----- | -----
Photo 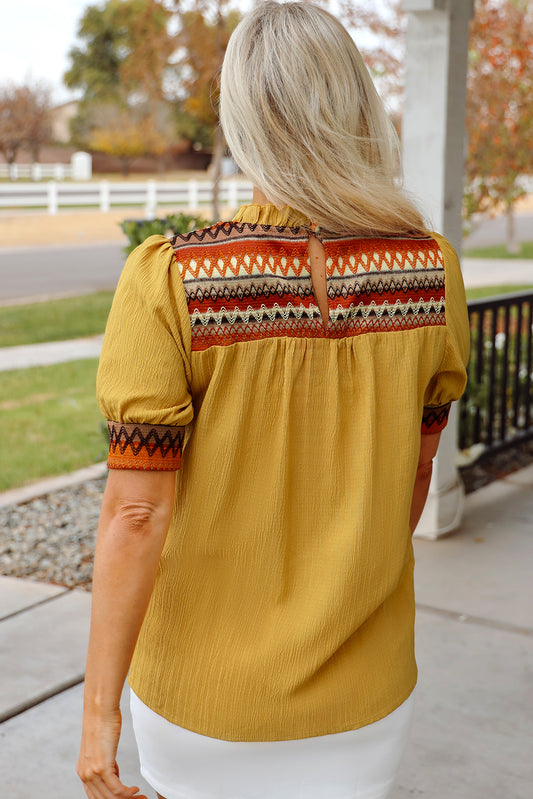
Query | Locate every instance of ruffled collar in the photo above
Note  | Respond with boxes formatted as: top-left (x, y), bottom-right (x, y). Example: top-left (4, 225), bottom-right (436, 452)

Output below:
top-left (232, 203), bottom-right (310, 228)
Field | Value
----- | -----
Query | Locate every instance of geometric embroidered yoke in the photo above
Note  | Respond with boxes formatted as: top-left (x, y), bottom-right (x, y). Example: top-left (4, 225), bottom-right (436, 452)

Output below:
top-left (182, 224), bottom-right (447, 349)
top-left (176, 218), bottom-right (453, 436)
top-left (96, 203), bottom-right (470, 741)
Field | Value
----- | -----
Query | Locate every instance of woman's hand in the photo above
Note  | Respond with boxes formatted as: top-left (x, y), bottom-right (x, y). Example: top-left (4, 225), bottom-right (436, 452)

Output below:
top-left (77, 707), bottom-right (146, 799)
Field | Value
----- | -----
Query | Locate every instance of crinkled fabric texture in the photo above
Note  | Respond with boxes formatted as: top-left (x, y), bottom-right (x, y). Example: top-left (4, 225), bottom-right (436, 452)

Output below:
top-left (96, 205), bottom-right (469, 741)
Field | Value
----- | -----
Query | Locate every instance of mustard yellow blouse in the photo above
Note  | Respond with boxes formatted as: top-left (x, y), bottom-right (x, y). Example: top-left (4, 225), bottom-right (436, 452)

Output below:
top-left (96, 204), bottom-right (470, 741)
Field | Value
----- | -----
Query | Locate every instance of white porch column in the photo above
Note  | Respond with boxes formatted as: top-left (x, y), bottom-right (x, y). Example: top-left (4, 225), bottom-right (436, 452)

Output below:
top-left (401, 0), bottom-right (474, 539)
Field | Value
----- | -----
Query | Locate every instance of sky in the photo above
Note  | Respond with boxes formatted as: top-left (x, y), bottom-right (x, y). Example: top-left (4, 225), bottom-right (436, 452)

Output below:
top-left (0, 0), bottom-right (90, 105)
top-left (0, 0), bottom-right (384, 107)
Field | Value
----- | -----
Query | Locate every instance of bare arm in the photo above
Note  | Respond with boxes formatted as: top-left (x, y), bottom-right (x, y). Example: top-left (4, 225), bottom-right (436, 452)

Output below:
top-left (409, 431), bottom-right (442, 534)
top-left (77, 469), bottom-right (176, 799)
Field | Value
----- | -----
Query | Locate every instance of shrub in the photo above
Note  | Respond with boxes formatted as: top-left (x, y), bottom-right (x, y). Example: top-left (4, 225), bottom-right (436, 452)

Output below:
top-left (121, 212), bottom-right (211, 255)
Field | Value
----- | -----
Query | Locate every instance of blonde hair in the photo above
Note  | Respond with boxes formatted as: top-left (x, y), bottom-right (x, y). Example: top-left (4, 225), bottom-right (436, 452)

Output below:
top-left (220, 1), bottom-right (425, 236)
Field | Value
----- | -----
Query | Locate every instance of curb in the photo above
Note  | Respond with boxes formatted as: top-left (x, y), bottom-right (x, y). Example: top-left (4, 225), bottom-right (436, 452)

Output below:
top-left (0, 462), bottom-right (108, 509)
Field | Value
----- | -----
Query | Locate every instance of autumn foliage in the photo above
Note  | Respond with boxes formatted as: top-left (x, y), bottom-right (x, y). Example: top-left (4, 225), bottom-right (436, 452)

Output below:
top-left (61, 0), bottom-right (532, 240)
top-left (464, 0), bottom-right (533, 248)
top-left (339, 0), bottom-right (533, 249)
top-left (336, 0), bottom-right (405, 115)
top-left (175, 1), bottom-right (239, 130)
top-left (0, 83), bottom-right (52, 168)
top-left (65, 0), bottom-right (174, 166)
top-left (90, 110), bottom-right (167, 175)
top-left (172, 1), bottom-right (240, 215)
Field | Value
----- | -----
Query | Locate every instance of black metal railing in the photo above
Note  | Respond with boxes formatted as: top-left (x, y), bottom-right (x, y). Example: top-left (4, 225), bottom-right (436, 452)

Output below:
top-left (459, 290), bottom-right (533, 451)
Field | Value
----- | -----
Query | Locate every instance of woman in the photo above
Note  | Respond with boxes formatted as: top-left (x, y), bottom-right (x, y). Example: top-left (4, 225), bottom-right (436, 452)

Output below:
top-left (77, 3), bottom-right (469, 798)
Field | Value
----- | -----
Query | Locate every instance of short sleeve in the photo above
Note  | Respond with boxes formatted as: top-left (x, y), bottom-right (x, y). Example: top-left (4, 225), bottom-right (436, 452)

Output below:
top-left (96, 235), bottom-right (193, 470)
top-left (421, 234), bottom-right (470, 435)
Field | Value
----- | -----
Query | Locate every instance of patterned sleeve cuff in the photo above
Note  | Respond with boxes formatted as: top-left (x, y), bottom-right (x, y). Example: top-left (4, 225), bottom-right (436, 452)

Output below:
top-left (106, 421), bottom-right (185, 471)
top-left (421, 402), bottom-right (451, 435)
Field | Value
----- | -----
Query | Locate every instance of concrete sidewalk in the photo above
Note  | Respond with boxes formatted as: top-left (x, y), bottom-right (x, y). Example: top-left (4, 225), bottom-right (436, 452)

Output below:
top-left (0, 466), bottom-right (532, 798)
top-left (0, 335), bottom-right (103, 372)
top-left (461, 256), bottom-right (533, 288)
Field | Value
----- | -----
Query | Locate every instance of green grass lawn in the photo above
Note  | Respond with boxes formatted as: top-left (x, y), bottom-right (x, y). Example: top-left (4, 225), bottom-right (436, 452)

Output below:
top-left (0, 291), bottom-right (114, 348)
top-left (0, 359), bottom-right (107, 492)
top-left (465, 284), bottom-right (533, 300)
top-left (464, 242), bottom-right (533, 259)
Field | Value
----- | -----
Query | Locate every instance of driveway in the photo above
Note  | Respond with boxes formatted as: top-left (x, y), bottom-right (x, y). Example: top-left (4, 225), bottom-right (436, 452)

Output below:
top-left (0, 242), bottom-right (125, 303)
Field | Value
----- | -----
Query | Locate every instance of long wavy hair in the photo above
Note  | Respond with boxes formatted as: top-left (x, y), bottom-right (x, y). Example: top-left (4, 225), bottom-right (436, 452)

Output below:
top-left (220, 1), bottom-right (426, 236)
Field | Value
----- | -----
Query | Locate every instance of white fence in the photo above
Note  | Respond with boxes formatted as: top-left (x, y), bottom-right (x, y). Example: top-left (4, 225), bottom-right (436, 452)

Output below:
top-left (0, 163), bottom-right (73, 181)
top-left (0, 152), bottom-right (92, 182)
top-left (0, 179), bottom-right (253, 215)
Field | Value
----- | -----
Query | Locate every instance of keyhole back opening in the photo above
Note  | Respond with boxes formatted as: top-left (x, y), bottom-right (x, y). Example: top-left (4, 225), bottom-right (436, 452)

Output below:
top-left (307, 232), bottom-right (329, 329)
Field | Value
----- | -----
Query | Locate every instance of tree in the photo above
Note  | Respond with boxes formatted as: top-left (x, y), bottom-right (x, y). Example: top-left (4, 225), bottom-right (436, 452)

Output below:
top-left (172, 0), bottom-right (402, 215)
top-left (172, 0), bottom-right (240, 217)
top-left (25, 83), bottom-right (52, 163)
top-left (0, 83), bottom-right (52, 171)
top-left (64, 4), bottom-right (125, 106)
top-left (336, 0), bottom-right (405, 117)
top-left (333, 0), bottom-right (533, 254)
top-left (65, 0), bottom-right (174, 104)
top-left (64, 0), bottom-right (242, 206)
top-left (64, 0), bottom-right (175, 155)
top-left (465, 0), bottom-right (533, 253)
top-left (89, 104), bottom-right (168, 175)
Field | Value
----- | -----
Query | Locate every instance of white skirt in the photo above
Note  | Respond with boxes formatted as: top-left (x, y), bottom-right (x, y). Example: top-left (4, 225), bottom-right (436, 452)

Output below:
top-left (130, 688), bottom-right (415, 799)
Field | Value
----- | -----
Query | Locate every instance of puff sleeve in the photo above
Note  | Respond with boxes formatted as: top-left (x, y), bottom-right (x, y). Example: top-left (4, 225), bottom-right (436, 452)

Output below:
top-left (421, 234), bottom-right (470, 434)
top-left (96, 235), bottom-right (193, 470)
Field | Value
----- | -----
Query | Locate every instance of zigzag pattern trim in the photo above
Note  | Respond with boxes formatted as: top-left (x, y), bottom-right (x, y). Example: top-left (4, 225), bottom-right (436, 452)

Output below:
top-left (421, 403), bottom-right (451, 434)
top-left (171, 221), bottom-right (435, 251)
top-left (107, 421), bottom-right (185, 471)
top-left (192, 302), bottom-right (318, 326)
top-left (187, 282), bottom-right (313, 304)
top-left (190, 296), bottom-right (445, 328)
top-left (190, 312), bottom-right (446, 351)
top-left (186, 273), bottom-right (445, 303)
top-left (173, 225), bottom-right (447, 351)
top-left (327, 274), bottom-right (445, 297)
top-left (326, 248), bottom-right (443, 275)
top-left (171, 221), bottom-right (307, 253)
top-left (180, 252), bottom-right (308, 280)
top-left (178, 249), bottom-right (443, 282)
top-left (330, 297), bottom-right (445, 321)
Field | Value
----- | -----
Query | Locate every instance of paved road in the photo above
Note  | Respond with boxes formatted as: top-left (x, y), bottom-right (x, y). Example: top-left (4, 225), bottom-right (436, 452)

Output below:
top-left (0, 242), bottom-right (125, 303)
top-left (461, 257), bottom-right (533, 288)
top-left (464, 212), bottom-right (533, 250)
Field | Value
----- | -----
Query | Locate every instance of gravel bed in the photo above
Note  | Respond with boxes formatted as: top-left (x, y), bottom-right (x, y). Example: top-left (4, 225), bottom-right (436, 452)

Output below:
top-left (0, 476), bottom-right (106, 591)
top-left (459, 438), bottom-right (533, 493)
top-left (1, 441), bottom-right (532, 591)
